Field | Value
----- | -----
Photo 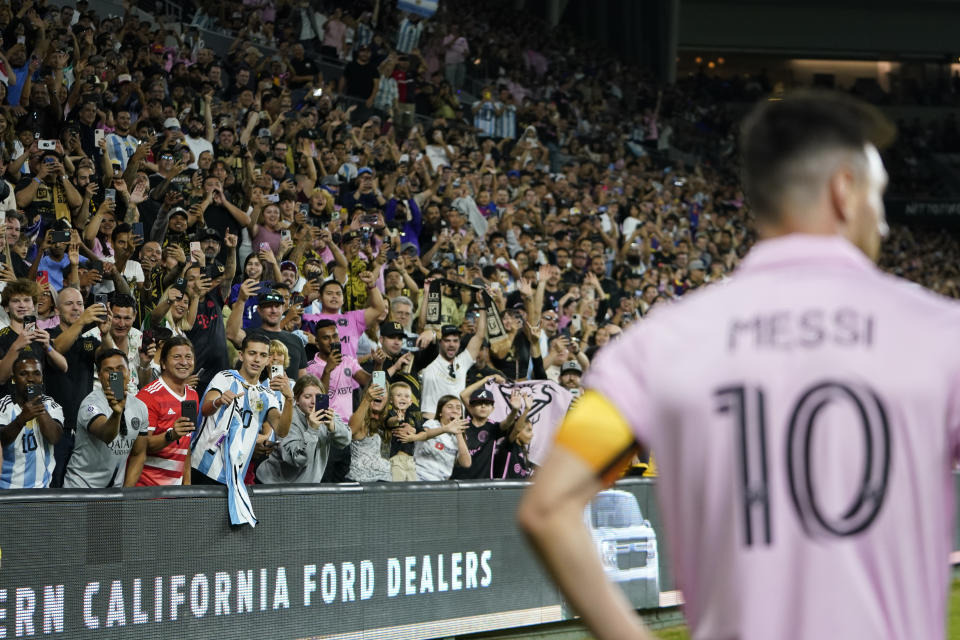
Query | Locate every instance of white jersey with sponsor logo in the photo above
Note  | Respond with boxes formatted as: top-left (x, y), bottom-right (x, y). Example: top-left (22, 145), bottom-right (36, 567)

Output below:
top-left (584, 234), bottom-right (960, 640)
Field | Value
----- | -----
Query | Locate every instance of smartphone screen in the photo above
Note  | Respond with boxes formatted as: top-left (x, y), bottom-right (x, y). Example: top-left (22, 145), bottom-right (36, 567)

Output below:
top-left (131, 222), bottom-right (144, 237)
top-left (22, 315), bottom-right (36, 332)
top-left (314, 393), bottom-right (329, 411)
top-left (93, 293), bottom-right (109, 306)
top-left (108, 371), bottom-right (125, 403)
top-left (181, 400), bottom-right (198, 424)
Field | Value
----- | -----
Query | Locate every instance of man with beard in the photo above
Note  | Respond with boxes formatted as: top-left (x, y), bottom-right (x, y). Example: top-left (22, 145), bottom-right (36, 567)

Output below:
top-left (48, 288), bottom-right (112, 486)
top-left (129, 336), bottom-right (199, 486)
top-left (63, 349), bottom-right (150, 488)
top-left (419, 301), bottom-right (488, 420)
top-left (15, 150), bottom-right (82, 230)
top-left (227, 282), bottom-right (308, 380)
top-left (191, 334), bottom-right (293, 526)
top-left (299, 274), bottom-right (386, 358)
top-left (363, 320), bottom-right (420, 406)
top-left (183, 93), bottom-right (214, 169)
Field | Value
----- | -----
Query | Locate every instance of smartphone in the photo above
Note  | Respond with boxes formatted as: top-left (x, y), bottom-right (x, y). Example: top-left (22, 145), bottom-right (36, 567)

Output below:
top-left (90, 261), bottom-right (104, 275)
top-left (38, 139), bottom-right (56, 150)
top-left (362, 214), bottom-right (379, 225)
top-left (298, 203), bottom-right (309, 216)
top-left (0, 210), bottom-right (6, 226)
top-left (194, 368), bottom-right (205, 381)
top-left (51, 230), bottom-right (71, 244)
top-left (93, 293), bottom-right (109, 306)
top-left (37, 270), bottom-right (48, 286)
top-left (94, 129), bottom-right (105, 146)
top-left (104, 188), bottom-right (116, 202)
top-left (131, 222), bottom-right (144, 237)
top-left (107, 371), bottom-right (125, 402)
top-left (330, 209), bottom-right (340, 222)
top-left (181, 400), bottom-right (198, 424)
top-left (266, 193), bottom-right (279, 203)
top-left (372, 370), bottom-right (386, 390)
top-left (270, 364), bottom-right (283, 379)
top-left (280, 229), bottom-right (291, 242)
top-left (189, 241), bottom-right (201, 256)
top-left (314, 393), bottom-right (329, 411)
top-left (259, 242), bottom-right (270, 252)
top-left (22, 315), bottom-right (36, 333)
top-left (25, 384), bottom-right (42, 400)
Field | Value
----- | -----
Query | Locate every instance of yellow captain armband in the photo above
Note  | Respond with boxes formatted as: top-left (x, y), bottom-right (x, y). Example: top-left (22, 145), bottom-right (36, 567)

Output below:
top-left (554, 390), bottom-right (641, 488)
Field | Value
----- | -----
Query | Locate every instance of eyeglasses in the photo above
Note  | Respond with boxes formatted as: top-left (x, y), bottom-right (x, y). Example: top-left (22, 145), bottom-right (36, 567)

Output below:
top-left (542, 314), bottom-right (557, 321)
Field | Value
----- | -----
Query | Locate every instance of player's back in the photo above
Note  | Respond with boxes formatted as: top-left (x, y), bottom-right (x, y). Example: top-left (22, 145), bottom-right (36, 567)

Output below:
top-left (587, 235), bottom-right (960, 639)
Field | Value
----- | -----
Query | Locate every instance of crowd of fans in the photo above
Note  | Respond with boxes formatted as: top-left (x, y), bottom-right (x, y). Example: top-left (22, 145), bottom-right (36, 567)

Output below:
top-left (0, 0), bottom-right (957, 497)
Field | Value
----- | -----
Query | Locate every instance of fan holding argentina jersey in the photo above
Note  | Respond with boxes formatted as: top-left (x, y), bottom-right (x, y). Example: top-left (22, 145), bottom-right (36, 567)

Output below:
top-left (190, 334), bottom-right (293, 526)
top-left (0, 354), bottom-right (64, 489)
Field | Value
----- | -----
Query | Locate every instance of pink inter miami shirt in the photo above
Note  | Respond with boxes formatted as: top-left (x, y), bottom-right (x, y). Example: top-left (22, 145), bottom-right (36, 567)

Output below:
top-left (584, 234), bottom-right (960, 640)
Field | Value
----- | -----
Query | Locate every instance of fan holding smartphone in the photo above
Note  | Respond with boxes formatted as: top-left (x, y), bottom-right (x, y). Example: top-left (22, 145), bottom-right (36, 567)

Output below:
top-left (256, 374), bottom-right (351, 484)
top-left (62, 349), bottom-right (152, 489)
top-left (124, 336), bottom-right (200, 487)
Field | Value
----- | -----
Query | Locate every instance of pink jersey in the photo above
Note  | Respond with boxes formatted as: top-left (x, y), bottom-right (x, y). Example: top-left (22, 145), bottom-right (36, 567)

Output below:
top-left (305, 354), bottom-right (360, 422)
top-left (300, 309), bottom-right (366, 358)
top-left (584, 234), bottom-right (960, 640)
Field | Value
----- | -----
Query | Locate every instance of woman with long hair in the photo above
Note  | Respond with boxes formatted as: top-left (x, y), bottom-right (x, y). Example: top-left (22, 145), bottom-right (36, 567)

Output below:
top-left (346, 381), bottom-right (392, 482)
top-left (257, 374), bottom-right (351, 484)
top-left (150, 280), bottom-right (201, 337)
top-left (406, 394), bottom-right (471, 481)
top-left (229, 252), bottom-right (281, 329)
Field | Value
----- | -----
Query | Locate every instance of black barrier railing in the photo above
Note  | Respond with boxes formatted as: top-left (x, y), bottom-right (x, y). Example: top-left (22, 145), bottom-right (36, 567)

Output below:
top-left (0, 479), bottom-right (669, 640)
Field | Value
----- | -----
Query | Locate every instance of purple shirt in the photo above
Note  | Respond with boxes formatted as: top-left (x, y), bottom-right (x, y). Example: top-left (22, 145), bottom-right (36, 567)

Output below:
top-left (584, 234), bottom-right (960, 640)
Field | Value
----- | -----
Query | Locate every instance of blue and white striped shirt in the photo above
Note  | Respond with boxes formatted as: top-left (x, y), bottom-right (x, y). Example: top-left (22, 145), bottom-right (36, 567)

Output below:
top-left (0, 395), bottom-right (65, 489)
top-left (496, 104), bottom-right (518, 139)
top-left (105, 132), bottom-right (139, 170)
top-left (474, 100), bottom-right (498, 138)
top-left (191, 370), bottom-right (282, 485)
top-left (396, 18), bottom-right (424, 54)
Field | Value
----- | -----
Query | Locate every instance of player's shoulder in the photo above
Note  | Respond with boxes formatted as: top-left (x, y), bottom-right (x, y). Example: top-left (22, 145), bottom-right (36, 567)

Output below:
top-left (0, 395), bottom-right (16, 414)
top-left (873, 269), bottom-right (960, 319)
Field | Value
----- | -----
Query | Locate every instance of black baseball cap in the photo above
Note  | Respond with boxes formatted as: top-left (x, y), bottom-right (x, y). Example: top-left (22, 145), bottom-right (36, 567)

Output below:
top-left (380, 321), bottom-right (405, 338)
top-left (258, 291), bottom-right (284, 305)
top-left (469, 388), bottom-right (495, 405)
top-left (441, 325), bottom-right (461, 337)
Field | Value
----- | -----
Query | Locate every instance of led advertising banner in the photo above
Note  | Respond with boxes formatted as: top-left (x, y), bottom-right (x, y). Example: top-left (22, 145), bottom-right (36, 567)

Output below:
top-left (0, 480), bottom-right (670, 639)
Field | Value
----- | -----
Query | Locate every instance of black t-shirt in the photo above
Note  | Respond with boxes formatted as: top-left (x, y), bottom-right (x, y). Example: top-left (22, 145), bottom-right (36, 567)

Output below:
top-left (187, 289), bottom-right (228, 392)
top-left (15, 176), bottom-right (66, 229)
top-left (362, 356), bottom-right (423, 408)
top-left (387, 409), bottom-right (422, 457)
top-left (203, 204), bottom-right (243, 251)
top-left (256, 328), bottom-right (308, 379)
top-left (289, 57), bottom-right (319, 88)
top-left (45, 326), bottom-right (100, 430)
top-left (451, 420), bottom-right (501, 480)
top-left (491, 438), bottom-right (532, 479)
top-left (343, 60), bottom-right (378, 100)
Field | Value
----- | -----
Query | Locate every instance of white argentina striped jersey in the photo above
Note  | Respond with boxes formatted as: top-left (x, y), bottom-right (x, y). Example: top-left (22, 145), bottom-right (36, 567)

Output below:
top-left (0, 395), bottom-right (65, 489)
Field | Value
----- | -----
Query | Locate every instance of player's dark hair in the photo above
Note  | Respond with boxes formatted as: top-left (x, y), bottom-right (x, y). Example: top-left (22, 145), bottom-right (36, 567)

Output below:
top-left (12, 353), bottom-right (42, 374)
top-left (160, 336), bottom-right (194, 364)
top-left (95, 348), bottom-right (127, 371)
top-left (435, 395), bottom-right (462, 421)
top-left (740, 90), bottom-right (896, 221)
top-left (318, 280), bottom-right (343, 297)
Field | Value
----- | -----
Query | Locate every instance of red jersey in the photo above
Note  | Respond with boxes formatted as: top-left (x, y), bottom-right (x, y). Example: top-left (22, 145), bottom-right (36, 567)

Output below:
top-left (135, 378), bottom-right (198, 486)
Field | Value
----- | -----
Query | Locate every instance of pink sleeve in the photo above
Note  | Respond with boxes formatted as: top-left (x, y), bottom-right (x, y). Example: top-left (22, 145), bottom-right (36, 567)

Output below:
top-left (581, 330), bottom-right (656, 445)
top-left (349, 309), bottom-right (368, 335)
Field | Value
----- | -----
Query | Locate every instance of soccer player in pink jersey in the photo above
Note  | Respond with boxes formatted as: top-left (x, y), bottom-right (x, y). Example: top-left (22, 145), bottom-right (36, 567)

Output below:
top-left (520, 91), bottom-right (960, 640)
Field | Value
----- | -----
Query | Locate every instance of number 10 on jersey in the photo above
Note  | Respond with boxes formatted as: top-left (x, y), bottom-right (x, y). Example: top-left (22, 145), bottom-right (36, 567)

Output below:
top-left (715, 381), bottom-right (891, 546)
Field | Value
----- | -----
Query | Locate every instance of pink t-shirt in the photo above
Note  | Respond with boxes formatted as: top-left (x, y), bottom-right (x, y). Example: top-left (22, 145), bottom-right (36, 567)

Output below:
top-left (305, 354), bottom-right (360, 423)
top-left (299, 308), bottom-right (366, 358)
top-left (584, 234), bottom-right (960, 640)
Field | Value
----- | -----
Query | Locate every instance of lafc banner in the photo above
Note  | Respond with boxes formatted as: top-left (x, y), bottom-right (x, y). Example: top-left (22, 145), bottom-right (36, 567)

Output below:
top-left (425, 280), bottom-right (506, 338)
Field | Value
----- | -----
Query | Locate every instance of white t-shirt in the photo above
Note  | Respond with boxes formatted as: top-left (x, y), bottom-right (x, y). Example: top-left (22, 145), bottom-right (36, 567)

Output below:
top-left (92, 259), bottom-right (144, 294)
top-left (414, 419), bottom-right (459, 481)
top-left (184, 135), bottom-right (214, 169)
top-left (420, 349), bottom-right (474, 417)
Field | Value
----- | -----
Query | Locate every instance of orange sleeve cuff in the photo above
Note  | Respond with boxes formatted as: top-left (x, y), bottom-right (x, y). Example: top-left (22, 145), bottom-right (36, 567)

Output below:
top-left (554, 390), bottom-right (640, 487)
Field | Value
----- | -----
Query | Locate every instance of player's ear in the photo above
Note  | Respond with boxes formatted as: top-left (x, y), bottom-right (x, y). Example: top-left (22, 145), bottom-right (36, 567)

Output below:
top-left (827, 162), bottom-right (857, 228)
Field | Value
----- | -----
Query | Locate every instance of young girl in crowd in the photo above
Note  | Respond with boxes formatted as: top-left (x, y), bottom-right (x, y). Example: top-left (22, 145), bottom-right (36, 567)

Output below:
top-left (406, 395), bottom-right (471, 481)
top-left (346, 381), bottom-right (392, 482)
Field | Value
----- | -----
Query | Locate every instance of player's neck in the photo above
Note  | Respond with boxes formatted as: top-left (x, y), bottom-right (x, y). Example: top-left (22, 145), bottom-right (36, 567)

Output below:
top-left (239, 369), bottom-right (260, 385)
top-left (471, 416), bottom-right (485, 427)
top-left (161, 372), bottom-right (186, 395)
